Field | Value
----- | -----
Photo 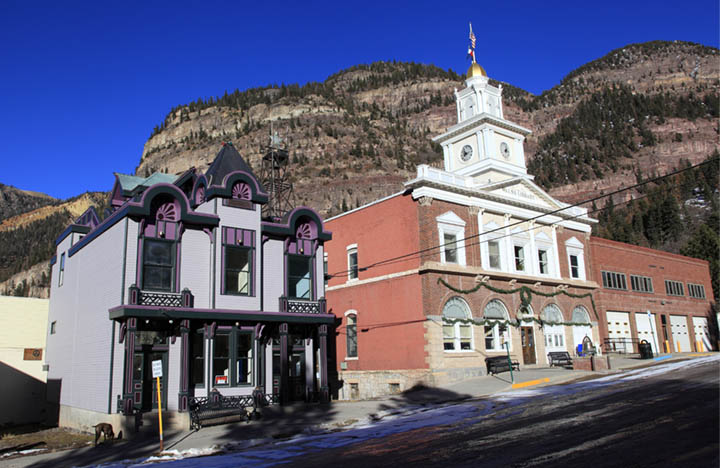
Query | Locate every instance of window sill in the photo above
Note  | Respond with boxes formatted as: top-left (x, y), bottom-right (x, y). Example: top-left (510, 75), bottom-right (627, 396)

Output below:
top-left (344, 357), bottom-right (358, 361)
top-left (443, 350), bottom-right (475, 355)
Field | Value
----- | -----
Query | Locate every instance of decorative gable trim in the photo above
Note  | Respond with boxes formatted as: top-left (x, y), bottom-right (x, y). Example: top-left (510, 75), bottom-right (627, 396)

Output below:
top-left (565, 236), bottom-right (584, 249)
top-left (205, 170), bottom-right (268, 204)
top-left (436, 211), bottom-right (465, 227)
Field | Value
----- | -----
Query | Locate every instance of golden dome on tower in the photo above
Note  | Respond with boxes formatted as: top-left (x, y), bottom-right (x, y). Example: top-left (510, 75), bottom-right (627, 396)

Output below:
top-left (466, 62), bottom-right (487, 78)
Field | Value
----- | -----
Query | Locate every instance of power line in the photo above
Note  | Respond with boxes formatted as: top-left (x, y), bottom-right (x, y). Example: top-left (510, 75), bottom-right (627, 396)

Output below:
top-left (327, 157), bottom-right (718, 278)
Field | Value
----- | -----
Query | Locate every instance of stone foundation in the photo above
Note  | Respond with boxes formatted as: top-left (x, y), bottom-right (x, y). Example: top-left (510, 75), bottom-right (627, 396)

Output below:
top-left (337, 366), bottom-right (486, 400)
top-left (56, 404), bottom-right (189, 438)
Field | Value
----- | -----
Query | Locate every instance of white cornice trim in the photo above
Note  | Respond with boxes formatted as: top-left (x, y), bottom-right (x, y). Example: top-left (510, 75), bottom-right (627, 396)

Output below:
top-left (432, 114), bottom-right (532, 143)
top-left (326, 268), bottom-right (419, 292)
top-left (407, 185), bottom-right (595, 232)
top-left (418, 261), bottom-right (599, 290)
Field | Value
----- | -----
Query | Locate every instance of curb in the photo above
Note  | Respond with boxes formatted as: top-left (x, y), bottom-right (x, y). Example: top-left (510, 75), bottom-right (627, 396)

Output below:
top-left (511, 377), bottom-right (550, 389)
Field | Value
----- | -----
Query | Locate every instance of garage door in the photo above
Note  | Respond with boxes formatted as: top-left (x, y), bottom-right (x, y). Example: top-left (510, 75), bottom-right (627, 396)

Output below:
top-left (635, 313), bottom-right (659, 353)
top-left (692, 317), bottom-right (712, 352)
top-left (606, 311), bottom-right (632, 353)
top-left (670, 315), bottom-right (691, 352)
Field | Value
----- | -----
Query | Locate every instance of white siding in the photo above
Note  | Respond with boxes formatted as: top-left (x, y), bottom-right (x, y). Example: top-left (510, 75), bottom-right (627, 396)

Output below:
top-left (181, 229), bottom-right (211, 309)
top-left (263, 240), bottom-right (285, 312)
top-left (167, 340), bottom-right (181, 411)
top-left (47, 220), bottom-right (125, 414)
top-left (214, 203), bottom-right (262, 310)
top-left (315, 245), bottom-right (325, 299)
top-left (123, 220), bottom-right (139, 301)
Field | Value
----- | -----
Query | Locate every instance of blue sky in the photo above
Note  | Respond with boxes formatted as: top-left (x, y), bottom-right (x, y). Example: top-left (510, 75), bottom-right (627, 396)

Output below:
top-left (1, 1), bottom-right (717, 200)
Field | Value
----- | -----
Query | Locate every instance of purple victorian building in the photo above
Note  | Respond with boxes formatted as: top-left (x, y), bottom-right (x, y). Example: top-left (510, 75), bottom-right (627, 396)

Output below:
top-left (46, 143), bottom-right (333, 432)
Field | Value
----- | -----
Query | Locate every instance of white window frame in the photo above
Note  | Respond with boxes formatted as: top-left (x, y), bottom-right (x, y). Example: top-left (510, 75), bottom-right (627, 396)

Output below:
top-left (534, 232), bottom-right (554, 277)
top-left (542, 304), bottom-right (566, 352)
top-left (346, 244), bottom-right (358, 282)
top-left (481, 221), bottom-right (505, 271)
top-left (344, 310), bottom-right (358, 360)
top-left (513, 242), bottom-right (527, 273)
top-left (483, 299), bottom-right (511, 352)
top-left (565, 237), bottom-right (586, 280)
top-left (437, 212), bottom-right (466, 266)
top-left (442, 297), bottom-right (474, 352)
top-left (58, 252), bottom-right (65, 287)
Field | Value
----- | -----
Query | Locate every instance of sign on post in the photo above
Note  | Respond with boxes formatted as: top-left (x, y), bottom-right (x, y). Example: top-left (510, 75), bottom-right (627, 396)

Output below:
top-left (152, 359), bottom-right (163, 378)
top-left (151, 359), bottom-right (164, 452)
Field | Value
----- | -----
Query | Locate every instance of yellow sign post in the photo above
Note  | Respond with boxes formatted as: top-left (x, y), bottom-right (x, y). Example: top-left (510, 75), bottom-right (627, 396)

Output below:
top-left (152, 359), bottom-right (164, 453)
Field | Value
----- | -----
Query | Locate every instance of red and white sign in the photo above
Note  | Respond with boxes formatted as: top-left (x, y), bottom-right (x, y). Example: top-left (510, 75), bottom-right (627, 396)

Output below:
top-left (215, 375), bottom-right (228, 385)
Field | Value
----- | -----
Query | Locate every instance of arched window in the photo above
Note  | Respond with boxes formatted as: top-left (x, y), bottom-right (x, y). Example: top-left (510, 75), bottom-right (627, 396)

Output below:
top-left (442, 297), bottom-right (473, 351)
top-left (571, 305), bottom-right (593, 351)
top-left (483, 299), bottom-right (511, 351)
top-left (571, 306), bottom-right (590, 324)
top-left (542, 304), bottom-right (566, 351)
top-left (346, 313), bottom-right (357, 358)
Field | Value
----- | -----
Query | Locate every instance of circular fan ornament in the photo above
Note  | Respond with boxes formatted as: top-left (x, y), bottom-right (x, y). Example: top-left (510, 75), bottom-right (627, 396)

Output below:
top-left (195, 186), bottom-right (205, 205)
top-left (156, 202), bottom-right (178, 221)
top-left (296, 222), bottom-right (313, 239)
top-left (232, 182), bottom-right (251, 200)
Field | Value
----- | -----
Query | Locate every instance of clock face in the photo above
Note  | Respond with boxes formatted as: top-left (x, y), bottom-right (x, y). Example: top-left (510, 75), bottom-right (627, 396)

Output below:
top-left (500, 142), bottom-right (510, 159)
top-left (460, 145), bottom-right (473, 162)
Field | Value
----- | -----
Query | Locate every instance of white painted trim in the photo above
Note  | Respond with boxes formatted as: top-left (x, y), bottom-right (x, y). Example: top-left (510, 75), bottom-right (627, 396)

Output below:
top-left (326, 268), bottom-right (419, 292)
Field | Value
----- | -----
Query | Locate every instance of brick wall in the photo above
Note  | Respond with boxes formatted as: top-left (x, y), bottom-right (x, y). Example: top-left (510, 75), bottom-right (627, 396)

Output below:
top-left (590, 236), bottom-right (716, 352)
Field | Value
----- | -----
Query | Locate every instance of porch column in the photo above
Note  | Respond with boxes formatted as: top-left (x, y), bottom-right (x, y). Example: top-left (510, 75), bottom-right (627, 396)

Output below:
top-left (318, 324), bottom-right (329, 403)
top-left (121, 318), bottom-right (137, 415)
top-left (279, 323), bottom-right (289, 405)
top-left (178, 320), bottom-right (190, 412)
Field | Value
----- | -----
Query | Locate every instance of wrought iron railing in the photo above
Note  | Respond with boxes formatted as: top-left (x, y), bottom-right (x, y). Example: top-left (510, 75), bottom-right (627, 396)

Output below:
top-left (128, 285), bottom-right (194, 308)
top-left (279, 297), bottom-right (327, 315)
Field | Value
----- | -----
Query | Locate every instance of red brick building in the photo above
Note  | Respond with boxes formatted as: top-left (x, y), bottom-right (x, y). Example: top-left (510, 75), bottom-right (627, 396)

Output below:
top-left (589, 237), bottom-right (716, 354)
top-left (324, 61), bottom-right (602, 400)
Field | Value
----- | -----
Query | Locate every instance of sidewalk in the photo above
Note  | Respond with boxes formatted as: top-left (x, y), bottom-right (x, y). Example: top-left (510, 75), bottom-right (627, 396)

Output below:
top-left (1, 352), bottom-right (707, 468)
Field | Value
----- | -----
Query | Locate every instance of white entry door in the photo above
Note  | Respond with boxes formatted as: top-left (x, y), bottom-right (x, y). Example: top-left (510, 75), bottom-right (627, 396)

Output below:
top-left (692, 317), bottom-right (711, 352)
top-left (670, 315), bottom-right (691, 352)
top-left (635, 313), bottom-right (659, 353)
top-left (606, 311), bottom-right (632, 353)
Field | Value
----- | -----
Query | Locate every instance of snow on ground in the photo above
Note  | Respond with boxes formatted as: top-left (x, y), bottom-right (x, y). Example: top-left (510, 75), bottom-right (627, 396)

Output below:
top-left (0, 448), bottom-right (48, 459)
top-left (90, 354), bottom-right (720, 468)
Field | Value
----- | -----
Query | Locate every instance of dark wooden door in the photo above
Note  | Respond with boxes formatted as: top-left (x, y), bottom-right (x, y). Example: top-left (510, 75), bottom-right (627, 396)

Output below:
top-left (521, 327), bottom-right (536, 364)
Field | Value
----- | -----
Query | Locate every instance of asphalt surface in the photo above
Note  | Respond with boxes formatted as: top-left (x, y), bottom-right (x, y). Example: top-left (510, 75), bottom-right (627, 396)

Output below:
top-left (290, 359), bottom-right (719, 468)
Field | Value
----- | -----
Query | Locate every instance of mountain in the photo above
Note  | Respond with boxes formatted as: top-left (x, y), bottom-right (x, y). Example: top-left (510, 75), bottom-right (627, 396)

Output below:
top-left (138, 41), bottom-right (719, 216)
top-left (2, 40), bottom-right (719, 299)
top-left (0, 183), bottom-right (57, 222)
top-left (0, 192), bottom-right (107, 298)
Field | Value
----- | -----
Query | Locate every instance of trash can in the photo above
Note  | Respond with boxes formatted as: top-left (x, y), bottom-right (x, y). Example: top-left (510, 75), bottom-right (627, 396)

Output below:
top-left (638, 340), bottom-right (654, 359)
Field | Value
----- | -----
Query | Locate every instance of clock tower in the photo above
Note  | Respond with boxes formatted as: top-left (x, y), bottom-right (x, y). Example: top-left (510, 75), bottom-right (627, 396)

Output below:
top-left (432, 30), bottom-right (532, 186)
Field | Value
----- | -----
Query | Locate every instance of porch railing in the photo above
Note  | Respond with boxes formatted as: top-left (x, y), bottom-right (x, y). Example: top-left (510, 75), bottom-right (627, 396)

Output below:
top-left (279, 297), bottom-right (327, 315)
top-left (128, 285), bottom-right (194, 308)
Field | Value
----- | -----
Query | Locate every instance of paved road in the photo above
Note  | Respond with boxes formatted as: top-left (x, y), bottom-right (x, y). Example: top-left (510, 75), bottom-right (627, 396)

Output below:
top-left (290, 359), bottom-right (719, 468)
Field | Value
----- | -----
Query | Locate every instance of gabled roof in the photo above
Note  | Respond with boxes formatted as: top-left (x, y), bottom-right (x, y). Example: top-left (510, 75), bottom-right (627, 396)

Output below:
top-left (205, 142), bottom-right (262, 189)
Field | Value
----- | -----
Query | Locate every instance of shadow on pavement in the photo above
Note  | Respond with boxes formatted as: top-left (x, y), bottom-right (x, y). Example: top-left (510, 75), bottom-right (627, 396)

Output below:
top-left (26, 428), bottom-right (183, 468)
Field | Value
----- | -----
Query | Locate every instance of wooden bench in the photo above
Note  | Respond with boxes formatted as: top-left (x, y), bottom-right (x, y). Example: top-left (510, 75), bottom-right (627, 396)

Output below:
top-left (485, 355), bottom-right (520, 376)
top-left (547, 351), bottom-right (573, 367)
top-left (189, 389), bottom-right (276, 430)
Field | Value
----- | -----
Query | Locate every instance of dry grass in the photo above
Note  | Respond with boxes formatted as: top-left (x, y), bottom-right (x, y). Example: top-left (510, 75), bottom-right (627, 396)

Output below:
top-left (0, 425), bottom-right (93, 458)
